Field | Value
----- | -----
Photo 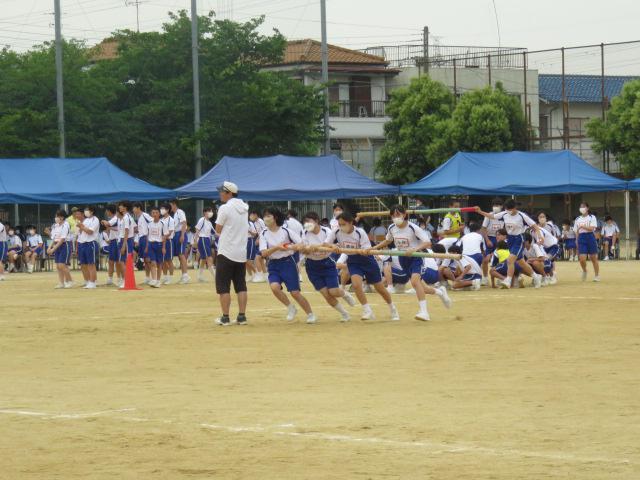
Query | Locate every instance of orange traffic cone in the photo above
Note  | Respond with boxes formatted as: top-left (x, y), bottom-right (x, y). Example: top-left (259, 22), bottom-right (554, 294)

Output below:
top-left (120, 253), bottom-right (142, 291)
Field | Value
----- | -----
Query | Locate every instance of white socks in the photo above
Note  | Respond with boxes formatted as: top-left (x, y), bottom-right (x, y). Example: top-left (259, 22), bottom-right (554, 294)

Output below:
top-left (418, 300), bottom-right (427, 313)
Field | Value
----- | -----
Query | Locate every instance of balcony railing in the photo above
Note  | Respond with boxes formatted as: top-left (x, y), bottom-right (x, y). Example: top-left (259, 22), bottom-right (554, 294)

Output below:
top-left (330, 100), bottom-right (387, 118)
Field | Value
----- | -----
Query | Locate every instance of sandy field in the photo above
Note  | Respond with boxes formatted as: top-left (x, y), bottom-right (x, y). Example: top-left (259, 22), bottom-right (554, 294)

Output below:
top-left (0, 261), bottom-right (639, 479)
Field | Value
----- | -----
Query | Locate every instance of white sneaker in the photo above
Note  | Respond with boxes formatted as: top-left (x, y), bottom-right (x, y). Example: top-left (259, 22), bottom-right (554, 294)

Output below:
top-left (64, 281), bottom-right (73, 289)
top-left (361, 307), bottom-right (375, 321)
top-left (104, 278), bottom-right (114, 286)
top-left (143, 277), bottom-right (150, 285)
top-left (390, 304), bottom-right (400, 321)
top-left (286, 304), bottom-right (297, 321)
top-left (198, 276), bottom-right (206, 283)
top-left (83, 282), bottom-right (97, 289)
top-left (386, 285), bottom-right (396, 295)
top-left (471, 279), bottom-right (481, 291)
top-left (342, 291), bottom-right (356, 307)
top-left (162, 277), bottom-right (171, 285)
top-left (54, 283), bottom-right (64, 289)
top-left (593, 276), bottom-right (601, 282)
top-left (533, 274), bottom-right (542, 289)
top-left (415, 310), bottom-right (430, 321)
top-left (251, 273), bottom-right (266, 283)
top-left (0, 275), bottom-right (5, 281)
top-left (306, 313), bottom-right (317, 324)
top-left (603, 256), bottom-right (609, 261)
top-left (438, 286), bottom-right (452, 309)
top-left (339, 310), bottom-right (351, 322)
top-left (118, 281), bottom-right (125, 289)
top-left (581, 271), bottom-right (587, 282)
top-left (404, 287), bottom-right (416, 295)
top-left (363, 284), bottom-right (373, 293)
top-left (27, 264), bottom-right (34, 273)
top-left (499, 279), bottom-right (511, 289)
top-left (541, 277), bottom-right (550, 287)
top-left (150, 280), bottom-right (161, 288)
top-left (480, 277), bottom-right (489, 286)
top-left (178, 274), bottom-right (190, 284)
top-left (549, 274), bottom-right (558, 285)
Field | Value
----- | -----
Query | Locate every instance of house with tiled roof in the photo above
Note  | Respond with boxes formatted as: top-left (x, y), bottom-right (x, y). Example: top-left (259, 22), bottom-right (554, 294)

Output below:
top-left (538, 74), bottom-right (638, 172)
top-left (263, 39), bottom-right (400, 179)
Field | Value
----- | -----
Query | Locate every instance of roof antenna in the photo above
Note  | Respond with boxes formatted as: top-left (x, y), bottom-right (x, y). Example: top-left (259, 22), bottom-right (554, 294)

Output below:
top-left (491, 0), bottom-right (502, 47)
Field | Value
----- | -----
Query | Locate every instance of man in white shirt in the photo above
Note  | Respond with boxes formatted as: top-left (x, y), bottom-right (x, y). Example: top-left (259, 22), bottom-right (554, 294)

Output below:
top-left (602, 215), bottom-right (620, 260)
top-left (215, 181), bottom-right (249, 326)
top-left (170, 199), bottom-right (190, 284)
top-left (77, 205), bottom-right (100, 289)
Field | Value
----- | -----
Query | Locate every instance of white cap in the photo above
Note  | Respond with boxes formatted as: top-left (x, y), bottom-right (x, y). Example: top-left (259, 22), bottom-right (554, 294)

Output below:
top-left (218, 181), bottom-right (238, 194)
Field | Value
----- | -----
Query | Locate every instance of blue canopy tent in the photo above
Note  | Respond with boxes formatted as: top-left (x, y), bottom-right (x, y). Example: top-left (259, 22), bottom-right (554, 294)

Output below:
top-left (400, 150), bottom-right (628, 196)
top-left (0, 157), bottom-right (173, 204)
top-left (628, 178), bottom-right (640, 191)
top-left (175, 154), bottom-right (399, 200)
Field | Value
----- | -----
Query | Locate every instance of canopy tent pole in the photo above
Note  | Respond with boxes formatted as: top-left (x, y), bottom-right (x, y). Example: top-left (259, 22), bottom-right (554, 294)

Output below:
top-left (625, 190), bottom-right (630, 260)
top-left (14, 204), bottom-right (19, 226)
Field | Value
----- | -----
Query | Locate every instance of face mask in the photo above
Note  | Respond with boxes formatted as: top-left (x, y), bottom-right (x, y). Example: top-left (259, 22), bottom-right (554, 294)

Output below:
top-left (334, 210), bottom-right (343, 217)
top-left (303, 222), bottom-right (315, 232)
top-left (29, 229), bottom-right (36, 235)
top-left (492, 206), bottom-right (502, 213)
top-left (84, 210), bottom-right (91, 217)
top-left (264, 216), bottom-right (275, 227)
top-left (392, 217), bottom-right (404, 226)
top-left (160, 208), bottom-right (167, 215)
top-left (55, 217), bottom-right (63, 224)
top-left (205, 211), bottom-right (214, 219)
top-left (579, 207), bottom-right (588, 215)
top-left (8, 230), bottom-right (14, 236)
top-left (340, 225), bottom-right (351, 234)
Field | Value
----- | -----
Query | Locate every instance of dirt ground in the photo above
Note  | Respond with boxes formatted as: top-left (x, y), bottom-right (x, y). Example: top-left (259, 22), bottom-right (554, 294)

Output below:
top-left (0, 261), bottom-right (639, 479)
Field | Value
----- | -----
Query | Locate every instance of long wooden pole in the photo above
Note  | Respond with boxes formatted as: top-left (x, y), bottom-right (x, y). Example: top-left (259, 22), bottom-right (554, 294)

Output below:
top-left (357, 207), bottom-right (477, 218)
top-left (297, 245), bottom-right (461, 260)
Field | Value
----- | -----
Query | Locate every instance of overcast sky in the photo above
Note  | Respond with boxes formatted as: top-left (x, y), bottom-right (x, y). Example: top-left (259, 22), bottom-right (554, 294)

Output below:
top-left (2, 0), bottom-right (639, 74)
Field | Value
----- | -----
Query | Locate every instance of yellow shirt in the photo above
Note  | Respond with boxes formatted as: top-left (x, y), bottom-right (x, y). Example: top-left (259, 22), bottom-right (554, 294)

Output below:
top-left (66, 215), bottom-right (77, 237)
top-left (495, 248), bottom-right (510, 264)
top-left (444, 212), bottom-right (462, 239)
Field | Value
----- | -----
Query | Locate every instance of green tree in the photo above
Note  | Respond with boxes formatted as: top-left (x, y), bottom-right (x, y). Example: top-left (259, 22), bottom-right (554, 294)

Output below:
top-left (586, 79), bottom-right (640, 176)
top-left (450, 82), bottom-right (527, 153)
top-left (376, 77), bottom-right (455, 184)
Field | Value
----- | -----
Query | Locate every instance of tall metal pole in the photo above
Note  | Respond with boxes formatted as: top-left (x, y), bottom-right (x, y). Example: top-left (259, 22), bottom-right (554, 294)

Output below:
top-left (191, 0), bottom-right (203, 214)
top-left (320, 0), bottom-right (330, 155)
top-left (523, 51), bottom-right (528, 150)
top-left (423, 26), bottom-right (429, 76)
top-left (54, 0), bottom-right (66, 159)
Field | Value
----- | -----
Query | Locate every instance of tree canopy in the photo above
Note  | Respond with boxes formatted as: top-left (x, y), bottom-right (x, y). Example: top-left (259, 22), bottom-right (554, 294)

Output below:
top-left (0, 12), bottom-right (323, 187)
top-left (586, 79), bottom-right (640, 176)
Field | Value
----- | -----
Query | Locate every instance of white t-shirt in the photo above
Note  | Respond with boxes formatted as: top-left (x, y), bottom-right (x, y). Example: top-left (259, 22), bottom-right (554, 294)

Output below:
top-left (51, 222), bottom-right (70, 243)
top-left (119, 213), bottom-right (136, 239)
top-left (284, 217), bottom-right (304, 238)
top-left (195, 217), bottom-right (214, 240)
top-left (147, 220), bottom-right (164, 242)
top-left (574, 214), bottom-right (598, 234)
top-left (78, 216), bottom-right (100, 243)
top-left (482, 216), bottom-right (504, 237)
top-left (0, 223), bottom-right (6, 242)
top-left (107, 216), bottom-right (119, 241)
top-left (537, 227), bottom-right (558, 248)
top-left (329, 217), bottom-right (340, 231)
top-left (216, 198), bottom-right (249, 263)
top-left (161, 216), bottom-right (175, 240)
top-left (494, 211), bottom-right (536, 236)
top-left (173, 208), bottom-right (187, 235)
top-left (437, 237), bottom-right (458, 252)
top-left (457, 255), bottom-right (482, 276)
top-left (325, 226), bottom-right (371, 250)
top-left (303, 226), bottom-right (333, 260)
top-left (385, 222), bottom-right (429, 249)
top-left (459, 231), bottom-right (485, 256)
top-left (562, 228), bottom-right (576, 240)
top-left (259, 227), bottom-right (300, 260)
top-left (602, 223), bottom-right (620, 237)
top-left (248, 220), bottom-right (259, 239)
top-left (136, 212), bottom-right (153, 237)
top-left (523, 242), bottom-right (546, 260)
top-left (27, 234), bottom-right (43, 247)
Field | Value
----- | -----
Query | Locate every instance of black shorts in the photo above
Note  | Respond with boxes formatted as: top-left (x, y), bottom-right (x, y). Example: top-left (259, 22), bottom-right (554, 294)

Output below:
top-left (215, 254), bottom-right (247, 294)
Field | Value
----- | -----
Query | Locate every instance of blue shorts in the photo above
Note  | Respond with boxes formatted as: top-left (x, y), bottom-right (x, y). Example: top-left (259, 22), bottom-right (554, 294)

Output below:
top-left (212, 236), bottom-right (219, 252)
top-left (462, 273), bottom-right (482, 282)
top-left (54, 242), bottom-right (72, 264)
top-left (399, 256), bottom-right (423, 276)
top-left (268, 256), bottom-right (300, 292)
top-left (347, 255), bottom-right (382, 284)
top-left (507, 234), bottom-right (524, 260)
top-left (545, 244), bottom-right (560, 260)
top-left (78, 241), bottom-right (98, 265)
top-left (0, 241), bottom-right (6, 261)
top-left (163, 239), bottom-right (174, 262)
top-left (578, 232), bottom-right (598, 255)
top-left (391, 266), bottom-right (409, 285)
top-left (101, 245), bottom-right (109, 256)
top-left (306, 257), bottom-right (340, 291)
top-left (9, 247), bottom-right (22, 255)
top-left (108, 239), bottom-right (120, 262)
top-left (197, 237), bottom-right (212, 259)
top-left (565, 238), bottom-right (576, 250)
top-left (469, 253), bottom-right (484, 267)
top-left (485, 236), bottom-right (497, 255)
top-left (493, 261), bottom-right (508, 276)
top-left (138, 236), bottom-right (148, 259)
top-left (246, 238), bottom-right (257, 261)
top-left (172, 234), bottom-right (186, 256)
top-left (118, 238), bottom-right (135, 259)
top-left (28, 246), bottom-right (43, 257)
top-left (421, 267), bottom-right (439, 285)
top-left (543, 259), bottom-right (553, 274)
top-left (148, 241), bottom-right (164, 264)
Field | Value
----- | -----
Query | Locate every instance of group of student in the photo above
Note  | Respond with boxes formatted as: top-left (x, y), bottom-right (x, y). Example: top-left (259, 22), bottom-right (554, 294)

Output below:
top-left (0, 197), bottom-right (609, 324)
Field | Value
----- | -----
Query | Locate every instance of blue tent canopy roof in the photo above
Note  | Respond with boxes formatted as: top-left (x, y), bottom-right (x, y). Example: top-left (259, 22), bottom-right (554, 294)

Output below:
top-left (175, 154), bottom-right (399, 200)
top-left (628, 178), bottom-right (640, 191)
top-left (0, 157), bottom-right (173, 204)
top-left (400, 150), bottom-right (628, 196)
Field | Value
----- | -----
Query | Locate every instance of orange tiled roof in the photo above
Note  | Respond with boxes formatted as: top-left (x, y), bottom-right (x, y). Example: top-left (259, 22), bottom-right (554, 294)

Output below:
top-left (89, 38), bottom-right (119, 61)
top-left (281, 39), bottom-right (388, 66)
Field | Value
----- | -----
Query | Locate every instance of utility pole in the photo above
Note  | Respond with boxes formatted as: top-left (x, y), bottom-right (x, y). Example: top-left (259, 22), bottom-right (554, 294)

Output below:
top-left (422, 26), bottom-right (429, 75)
top-left (191, 0), bottom-right (203, 214)
top-left (126, 1), bottom-right (143, 33)
top-left (320, 0), bottom-right (330, 155)
top-left (54, 0), bottom-right (66, 158)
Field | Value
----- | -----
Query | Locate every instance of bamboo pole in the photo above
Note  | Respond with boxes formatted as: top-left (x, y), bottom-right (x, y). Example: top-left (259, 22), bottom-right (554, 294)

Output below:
top-left (297, 245), bottom-right (461, 260)
top-left (356, 207), bottom-right (477, 218)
